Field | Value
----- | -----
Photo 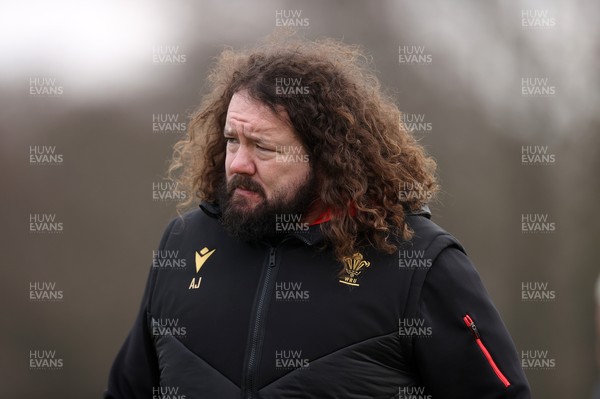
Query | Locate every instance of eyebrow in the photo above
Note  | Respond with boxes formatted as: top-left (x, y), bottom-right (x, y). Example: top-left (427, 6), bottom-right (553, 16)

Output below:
top-left (223, 126), bottom-right (273, 145)
top-left (223, 127), bottom-right (234, 136)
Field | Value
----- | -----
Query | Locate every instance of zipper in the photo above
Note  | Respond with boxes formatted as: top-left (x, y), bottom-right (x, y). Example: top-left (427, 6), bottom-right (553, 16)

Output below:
top-left (463, 314), bottom-right (511, 388)
top-left (243, 246), bottom-right (279, 398)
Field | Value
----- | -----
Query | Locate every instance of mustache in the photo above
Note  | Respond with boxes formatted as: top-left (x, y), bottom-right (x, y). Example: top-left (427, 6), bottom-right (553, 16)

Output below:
top-left (227, 175), bottom-right (266, 198)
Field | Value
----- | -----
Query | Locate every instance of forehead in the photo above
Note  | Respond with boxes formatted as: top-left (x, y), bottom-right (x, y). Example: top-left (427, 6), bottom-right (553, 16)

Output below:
top-left (225, 91), bottom-right (291, 135)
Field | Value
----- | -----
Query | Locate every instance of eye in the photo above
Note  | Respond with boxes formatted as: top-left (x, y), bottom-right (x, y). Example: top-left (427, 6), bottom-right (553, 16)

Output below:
top-left (256, 144), bottom-right (274, 152)
top-left (225, 137), bottom-right (239, 144)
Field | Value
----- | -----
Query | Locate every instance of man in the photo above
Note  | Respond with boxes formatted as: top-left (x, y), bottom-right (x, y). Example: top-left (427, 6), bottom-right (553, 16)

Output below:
top-left (106, 35), bottom-right (531, 398)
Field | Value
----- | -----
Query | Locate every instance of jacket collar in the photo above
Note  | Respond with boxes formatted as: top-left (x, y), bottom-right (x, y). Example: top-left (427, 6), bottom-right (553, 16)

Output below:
top-left (199, 201), bottom-right (432, 246)
top-left (199, 201), bottom-right (326, 246)
top-left (199, 201), bottom-right (221, 218)
top-left (407, 204), bottom-right (431, 219)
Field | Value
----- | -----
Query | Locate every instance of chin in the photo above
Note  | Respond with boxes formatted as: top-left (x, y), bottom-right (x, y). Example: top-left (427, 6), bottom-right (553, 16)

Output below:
top-left (231, 195), bottom-right (263, 211)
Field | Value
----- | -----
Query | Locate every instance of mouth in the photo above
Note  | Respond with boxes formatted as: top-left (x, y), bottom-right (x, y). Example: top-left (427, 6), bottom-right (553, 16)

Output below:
top-left (234, 187), bottom-right (261, 198)
top-left (227, 176), bottom-right (266, 201)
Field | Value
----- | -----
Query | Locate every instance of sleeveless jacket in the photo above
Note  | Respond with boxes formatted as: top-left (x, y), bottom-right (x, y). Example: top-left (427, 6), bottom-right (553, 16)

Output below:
top-left (105, 202), bottom-right (531, 398)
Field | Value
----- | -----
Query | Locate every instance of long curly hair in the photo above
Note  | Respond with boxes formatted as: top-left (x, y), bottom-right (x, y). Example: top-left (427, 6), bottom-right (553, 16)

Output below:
top-left (168, 33), bottom-right (438, 263)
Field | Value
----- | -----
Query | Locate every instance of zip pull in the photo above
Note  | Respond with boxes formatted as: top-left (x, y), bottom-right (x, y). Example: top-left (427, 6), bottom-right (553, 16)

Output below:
top-left (462, 313), bottom-right (511, 388)
top-left (463, 314), bottom-right (480, 339)
top-left (268, 247), bottom-right (277, 267)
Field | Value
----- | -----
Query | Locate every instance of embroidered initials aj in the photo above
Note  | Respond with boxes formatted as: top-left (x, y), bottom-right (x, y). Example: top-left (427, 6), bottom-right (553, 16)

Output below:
top-left (189, 246), bottom-right (216, 290)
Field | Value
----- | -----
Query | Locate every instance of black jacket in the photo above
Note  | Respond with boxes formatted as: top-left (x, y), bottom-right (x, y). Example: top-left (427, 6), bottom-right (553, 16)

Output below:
top-left (106, 202), bottom-right (531, 398)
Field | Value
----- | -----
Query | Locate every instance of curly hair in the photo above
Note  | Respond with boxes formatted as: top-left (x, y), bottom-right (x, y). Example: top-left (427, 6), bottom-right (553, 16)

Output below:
top-left (168, 33), bottom-right (438, 264)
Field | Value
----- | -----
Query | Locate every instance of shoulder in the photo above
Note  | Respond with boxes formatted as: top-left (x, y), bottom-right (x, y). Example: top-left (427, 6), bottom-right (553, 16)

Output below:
top-left (160, 204), bottom-right (219, 244)
top-left (402, 215), bottom-right (465, 257)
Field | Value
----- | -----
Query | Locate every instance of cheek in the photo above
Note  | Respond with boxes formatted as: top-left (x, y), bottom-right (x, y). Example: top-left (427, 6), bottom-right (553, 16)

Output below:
top-left (291, 160), bottom-right (311, 180)
top-left (269, 162), bottom-right (311, 193)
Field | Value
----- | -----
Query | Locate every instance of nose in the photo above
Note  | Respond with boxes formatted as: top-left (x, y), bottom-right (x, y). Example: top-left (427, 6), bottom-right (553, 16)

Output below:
top-left (228, 145), bottom-right (256, 176)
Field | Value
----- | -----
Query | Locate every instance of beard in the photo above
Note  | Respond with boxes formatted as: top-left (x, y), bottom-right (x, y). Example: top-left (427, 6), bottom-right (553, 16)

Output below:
top-left (217, 172), bottom-right (317, 244)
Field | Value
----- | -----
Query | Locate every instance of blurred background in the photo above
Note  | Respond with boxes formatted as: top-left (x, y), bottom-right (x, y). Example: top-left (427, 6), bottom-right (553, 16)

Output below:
top-left (1, 0), bottom-right (598, 397)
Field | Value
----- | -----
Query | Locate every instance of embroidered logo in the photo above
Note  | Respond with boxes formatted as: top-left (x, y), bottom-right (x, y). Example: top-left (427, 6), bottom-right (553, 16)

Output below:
top-left (189, 246), bottom-right (216, 289)
top-left (339, 252), bottom-right (371, 287)
top-left (195, 247), bottom-right (216, 272)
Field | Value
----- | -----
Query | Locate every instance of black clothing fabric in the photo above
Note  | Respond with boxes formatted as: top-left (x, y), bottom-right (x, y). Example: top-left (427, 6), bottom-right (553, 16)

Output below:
top-left (105, 202), bottom-right (530, 398)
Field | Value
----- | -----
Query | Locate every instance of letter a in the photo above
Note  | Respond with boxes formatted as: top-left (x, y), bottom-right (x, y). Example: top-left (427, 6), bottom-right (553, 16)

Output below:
top-left (189, 277), bottom-right (202, 289)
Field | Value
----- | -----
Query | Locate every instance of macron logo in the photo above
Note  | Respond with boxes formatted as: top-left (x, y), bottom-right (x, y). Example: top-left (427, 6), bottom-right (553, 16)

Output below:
top-left (195, 247), bottom-right (216, 273)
